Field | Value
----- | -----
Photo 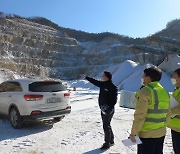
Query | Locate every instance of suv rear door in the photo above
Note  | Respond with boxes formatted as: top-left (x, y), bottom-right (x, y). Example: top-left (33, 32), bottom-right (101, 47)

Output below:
top-left (28, 81), bottom-right (70, 112)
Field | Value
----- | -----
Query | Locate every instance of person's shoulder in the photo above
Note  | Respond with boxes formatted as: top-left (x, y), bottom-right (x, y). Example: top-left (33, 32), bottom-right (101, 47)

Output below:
top-left (136, 87), bottom-right (152, 104)
top-left (110, 82), bottom-right (117, 89)
top-left (137, 86), bottom-right (151, 97)
top-left (106, 81), bottom-right (117, 90)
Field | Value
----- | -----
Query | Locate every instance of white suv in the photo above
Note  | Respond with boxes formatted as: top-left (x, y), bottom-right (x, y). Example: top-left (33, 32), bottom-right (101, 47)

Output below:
top-left (0, 79), bottom-right (71, 128)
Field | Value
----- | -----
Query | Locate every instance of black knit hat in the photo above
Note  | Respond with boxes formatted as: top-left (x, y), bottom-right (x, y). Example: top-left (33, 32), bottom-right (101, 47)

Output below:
top-left (104, 71), bottom-right (112, 80)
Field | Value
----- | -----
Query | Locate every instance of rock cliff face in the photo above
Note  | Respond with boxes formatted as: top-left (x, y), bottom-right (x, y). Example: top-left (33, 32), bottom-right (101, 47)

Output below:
top-left (156, 19), bottom-right (180, 40)
top-left (0, 17), bottom-right (84, 79)
top-left (0, 14), bottom-right (179, 79)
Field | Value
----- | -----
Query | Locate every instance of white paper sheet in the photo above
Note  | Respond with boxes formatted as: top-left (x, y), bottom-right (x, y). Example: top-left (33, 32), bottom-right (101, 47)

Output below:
top-left (122, 136), bottom-right (142, 146)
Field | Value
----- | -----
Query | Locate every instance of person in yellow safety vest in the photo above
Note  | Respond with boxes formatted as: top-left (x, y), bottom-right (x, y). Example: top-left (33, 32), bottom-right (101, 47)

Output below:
top-left (168, 68), bottom-right (180, 154)
top-left (129, 67), bottom-right (170, 154)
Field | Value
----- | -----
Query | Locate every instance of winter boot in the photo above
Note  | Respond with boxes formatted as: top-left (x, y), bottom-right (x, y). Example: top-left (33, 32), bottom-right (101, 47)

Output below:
top-left (100, 143), bottom-right (110, 150)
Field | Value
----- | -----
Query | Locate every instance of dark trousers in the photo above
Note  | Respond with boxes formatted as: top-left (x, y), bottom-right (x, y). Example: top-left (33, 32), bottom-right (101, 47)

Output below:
top-left (101, 111), bottom-right (114, 144)
top-left (137, 136), bottom-right (165, 154)
top-left (171, 129), bottom-right (180, 154)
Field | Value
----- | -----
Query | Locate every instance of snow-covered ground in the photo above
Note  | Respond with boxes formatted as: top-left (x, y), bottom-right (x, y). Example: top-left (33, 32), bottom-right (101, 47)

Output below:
top-left (0, 89), bottom-right (174, 154)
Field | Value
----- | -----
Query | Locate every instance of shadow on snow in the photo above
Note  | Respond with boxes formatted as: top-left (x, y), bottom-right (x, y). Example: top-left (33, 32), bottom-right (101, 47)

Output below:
top-left (0, 118), bottom-right (58, 141)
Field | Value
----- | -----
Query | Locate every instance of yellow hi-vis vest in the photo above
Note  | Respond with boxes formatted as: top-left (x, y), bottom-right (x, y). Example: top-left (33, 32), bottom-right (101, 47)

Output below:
top-left (140, 82), bottom-right (170, 132)
top-left (168, 87), bottom-right (180, 129)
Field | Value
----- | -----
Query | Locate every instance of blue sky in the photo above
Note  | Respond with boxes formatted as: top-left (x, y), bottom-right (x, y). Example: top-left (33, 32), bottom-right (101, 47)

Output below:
top-left (0, 0), bottom-right (180, 38)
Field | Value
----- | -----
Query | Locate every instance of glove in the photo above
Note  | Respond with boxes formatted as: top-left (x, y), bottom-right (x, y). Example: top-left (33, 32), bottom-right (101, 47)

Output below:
top-left (100, 105), bottom-right (114, 115)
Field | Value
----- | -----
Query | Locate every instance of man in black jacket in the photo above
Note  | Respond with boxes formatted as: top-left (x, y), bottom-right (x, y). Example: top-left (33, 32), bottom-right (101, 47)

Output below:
top-left (81, 71), bottom-right (118, 150)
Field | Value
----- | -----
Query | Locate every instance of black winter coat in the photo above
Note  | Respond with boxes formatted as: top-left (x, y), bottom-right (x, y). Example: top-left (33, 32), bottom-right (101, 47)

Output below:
top-left (86, 77), bottom-right (118, 111)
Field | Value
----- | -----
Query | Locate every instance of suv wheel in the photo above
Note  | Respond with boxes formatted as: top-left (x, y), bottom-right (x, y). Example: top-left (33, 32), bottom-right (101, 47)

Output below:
top-left (9, 108), bottom-right (23, 129)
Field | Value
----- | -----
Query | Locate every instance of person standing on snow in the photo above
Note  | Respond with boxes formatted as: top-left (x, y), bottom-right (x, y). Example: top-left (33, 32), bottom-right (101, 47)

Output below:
top-left (129, 67), bottom-right (170, 154)
top-left (168, 68), bottom-right (180, 154)
top-left (80, 71), bottom-right (118, 150)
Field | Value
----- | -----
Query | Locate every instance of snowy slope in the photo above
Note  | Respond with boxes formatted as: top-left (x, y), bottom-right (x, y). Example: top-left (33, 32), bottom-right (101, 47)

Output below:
top-left (103, 60), bottom-right (141, 86)
top-left (118, 63), bottom-right (174, 92)
top-left (71, 60), bottom-right (175, 92)
top-left (0, 69), bottom-right (22, 83)
top-left (0, 69), bottom-right (51, 84)
top-left (159, 54), bottom-right (180, 75)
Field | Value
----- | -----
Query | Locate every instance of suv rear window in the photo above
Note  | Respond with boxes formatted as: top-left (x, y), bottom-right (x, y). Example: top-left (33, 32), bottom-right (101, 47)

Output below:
top-left (29, 81), bottom-right (66, 92)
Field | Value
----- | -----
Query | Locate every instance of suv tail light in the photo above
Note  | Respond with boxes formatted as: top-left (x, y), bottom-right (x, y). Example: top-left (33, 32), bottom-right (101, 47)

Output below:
top-left (64, 92), bottom-right (70, 98)
top-left (24, 94), bottom-right (43, 101)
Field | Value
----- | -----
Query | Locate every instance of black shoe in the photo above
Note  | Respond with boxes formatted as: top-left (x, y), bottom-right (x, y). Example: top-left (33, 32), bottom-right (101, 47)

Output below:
top-left (100, 143), bottom-right (110, 151)
top-left (110, 141), bottom-right (114, 146)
